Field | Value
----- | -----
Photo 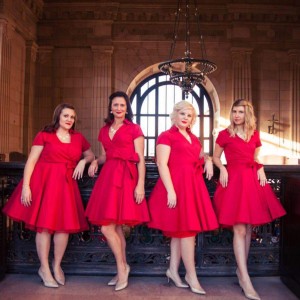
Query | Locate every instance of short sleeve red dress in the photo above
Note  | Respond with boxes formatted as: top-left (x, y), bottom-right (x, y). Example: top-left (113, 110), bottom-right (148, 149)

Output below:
top-left (85, 120), bottom-right (150, 226)
top-left (2, 131), bottom-right (91, 233)
top-left (213, 129), bottom-right (286, 227)
top-left (147, 126), bottom-right (219, 238)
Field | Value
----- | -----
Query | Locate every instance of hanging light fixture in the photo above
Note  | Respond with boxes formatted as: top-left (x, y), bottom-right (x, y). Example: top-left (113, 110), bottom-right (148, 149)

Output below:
top-left (159, 0), bottom-right (217, 98)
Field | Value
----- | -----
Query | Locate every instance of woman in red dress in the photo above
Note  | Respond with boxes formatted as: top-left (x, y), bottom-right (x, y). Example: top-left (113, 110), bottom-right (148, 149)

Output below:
top-left (3, 103), bottom-right (94, 288)
top-left (148, 101), bottom-right (219, 295)
top-left (85, 91), bottom-right (149, 291)
top-left (213, 99), bottom-right (286, 300)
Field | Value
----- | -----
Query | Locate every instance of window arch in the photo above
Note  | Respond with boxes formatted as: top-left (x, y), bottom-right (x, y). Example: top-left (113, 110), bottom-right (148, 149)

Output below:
top-left (130, 73), bottom-right (214, 160)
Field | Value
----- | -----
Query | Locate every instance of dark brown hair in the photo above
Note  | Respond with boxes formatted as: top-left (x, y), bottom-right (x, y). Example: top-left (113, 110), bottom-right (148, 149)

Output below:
top-left (43, 103), bottom-right (76, 132)
top-left (104, 91), bottom-right (133, 124)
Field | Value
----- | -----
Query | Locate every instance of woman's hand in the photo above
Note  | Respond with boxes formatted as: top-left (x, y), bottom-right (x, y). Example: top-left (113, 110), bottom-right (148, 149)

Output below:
top-left (219, 166), bottom-right (228, 187)
top-left (21, 186), bottom-right (32, 207)
top-left (167, 190), bottom-right (177, 208)
top-left (257, 167), bottom-right (267, 186)
top-left (73, 159), bottom-right (86, 180)
top-left (88, 159), bottom-right (98, 177)
top-left (134, 184), bottom-right (145, 204)
top-left (204, 159), bottom-right (213, 180)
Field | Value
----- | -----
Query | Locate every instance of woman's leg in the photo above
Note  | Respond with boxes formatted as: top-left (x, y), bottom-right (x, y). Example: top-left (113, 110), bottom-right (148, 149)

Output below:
top-left (181, 236), bottom-right (205, 293)
top-left (107, 225), bottom-right (128, 285)
top-left (169, 238), bottom-right (181, 275)
top-left (101, 224), bottom-right (128, 289)
top-left (233, 224), bottom-right (260, 299)
top-left (166, 237), bottom-right (188, 288)
top-left (36, 231), bottom-right (56, 282)
top-left (116, 225), bottom-right (127, 265)
top-left (52, 232), bottom-right (69, 284)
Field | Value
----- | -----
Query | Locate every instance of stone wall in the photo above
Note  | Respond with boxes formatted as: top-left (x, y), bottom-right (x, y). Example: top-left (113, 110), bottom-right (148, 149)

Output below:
top-left (0, 0), bottom-right (299, 161)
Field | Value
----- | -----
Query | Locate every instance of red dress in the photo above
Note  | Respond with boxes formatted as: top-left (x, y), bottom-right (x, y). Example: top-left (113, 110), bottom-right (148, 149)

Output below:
top-left (147, 126), bottom-right (219, 238)
top-left (85, 120), bottom-right (150, 226)
top-left (2, 131), bottom-right (90, 233)
top-left (213, 129), bottom-right (286, 227)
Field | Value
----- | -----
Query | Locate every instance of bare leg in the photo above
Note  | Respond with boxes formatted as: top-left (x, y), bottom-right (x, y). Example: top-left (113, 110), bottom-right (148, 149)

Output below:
top-left (101, 224), bottom-right (128, 289)
top-left (116, 225), bottom-right (127, 265)
top-left (108, 226), bottom-right (127, 284)
top-left (169, 238), bottom-right (181, 278)
top-left (52, 233), bottom-right (69, 284)
top-left (165, 238), bottom-right (188, 288)
top-left (36, 231), bottom-right (57, 284)
top-left (181, 236), bottom-right (205, 293)
top-left (233, 224), bottom-right (260, 299)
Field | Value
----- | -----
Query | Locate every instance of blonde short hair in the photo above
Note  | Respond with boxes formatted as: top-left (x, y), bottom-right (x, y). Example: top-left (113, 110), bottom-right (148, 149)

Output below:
top-left (170, 100), bottom-right (197, 128)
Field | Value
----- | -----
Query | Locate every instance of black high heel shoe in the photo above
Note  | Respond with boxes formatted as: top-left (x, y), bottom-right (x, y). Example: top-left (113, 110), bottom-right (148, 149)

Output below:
top-left (166, 269), bottom-right (189, 288)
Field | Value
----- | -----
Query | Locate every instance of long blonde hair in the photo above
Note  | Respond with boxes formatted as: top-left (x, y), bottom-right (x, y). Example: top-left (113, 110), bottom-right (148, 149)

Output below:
top-left (227, 99), bottom-right (256, 141)
top-left (170, 100), bottom-right (197, 128)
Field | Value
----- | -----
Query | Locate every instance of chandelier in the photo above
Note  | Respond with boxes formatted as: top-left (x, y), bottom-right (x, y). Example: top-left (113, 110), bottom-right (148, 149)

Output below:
top-left (158, 0), bottom-right (217, 98)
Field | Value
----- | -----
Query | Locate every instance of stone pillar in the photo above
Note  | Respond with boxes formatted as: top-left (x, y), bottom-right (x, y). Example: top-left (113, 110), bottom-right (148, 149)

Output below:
top-left (91, 45), bottom-right (113, 154)
top-left (289, 50), bottom-right (300, 157)
top-left (35, 46), bottom-right (54, 133)
top-left (23, 41), bottom-right (38, 155)
top-left (231, 48), bottom-right (253, 102)
top-left (0, 19), bottom-right (11, 158)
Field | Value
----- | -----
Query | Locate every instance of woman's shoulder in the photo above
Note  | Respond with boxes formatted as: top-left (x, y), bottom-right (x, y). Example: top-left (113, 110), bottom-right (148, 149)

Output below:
top-left (217, 128), bottom-right (230, 137)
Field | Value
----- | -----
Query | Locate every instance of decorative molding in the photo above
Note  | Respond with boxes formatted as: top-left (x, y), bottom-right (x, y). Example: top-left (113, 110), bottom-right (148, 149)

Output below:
top-left (40, 3), bottom-right (300, 25)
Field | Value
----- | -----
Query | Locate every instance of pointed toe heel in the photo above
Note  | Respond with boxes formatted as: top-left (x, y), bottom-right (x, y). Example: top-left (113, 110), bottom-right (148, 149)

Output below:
top-left (38, 268), bottom-right (59, 288)
top-left (184, 276), bottom-right (206, 295)
top-left (166, 269), bottom-right (189, 288)
top-left (108, 275), bottom-right (118, 286)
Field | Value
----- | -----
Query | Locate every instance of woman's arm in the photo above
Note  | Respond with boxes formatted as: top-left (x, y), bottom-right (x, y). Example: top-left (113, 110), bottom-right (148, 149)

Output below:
top-left (73, 148), bottom-right (95, 180)
top-left (21, 145), bottom-right (44, 206)
top-left (200, 149), bottom-right (213, 180)
top-left (88, 143), bottom-right (106, 177)
top-left (156, 144), bottom-right (176, 208)
top-left (212, 144), bottom-right (228, 187)
top-left (254, 147), bottom-right (267, 186)
top-left (134, 136), bottom-right (146, 204)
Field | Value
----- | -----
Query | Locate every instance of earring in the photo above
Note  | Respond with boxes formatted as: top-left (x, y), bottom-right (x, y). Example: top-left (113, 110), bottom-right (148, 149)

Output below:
top-left (110, 111), bottom-right (112, 113)
top-left (126, 112), bottom-right (128, 114)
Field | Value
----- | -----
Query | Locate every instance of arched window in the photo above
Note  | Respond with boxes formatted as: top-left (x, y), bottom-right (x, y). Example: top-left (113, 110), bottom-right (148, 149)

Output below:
top-left (130, 73), bottom-right (213, 160)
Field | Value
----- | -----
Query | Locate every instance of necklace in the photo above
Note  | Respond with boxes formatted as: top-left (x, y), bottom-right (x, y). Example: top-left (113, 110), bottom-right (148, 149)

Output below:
top-left (57, 132), bottom-right (70, 141)
top-left (110, 124), bottom-right (123, 135)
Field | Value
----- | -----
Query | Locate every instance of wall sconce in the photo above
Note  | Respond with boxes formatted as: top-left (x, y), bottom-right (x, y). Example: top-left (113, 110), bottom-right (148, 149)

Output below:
top-left (268, 114), bottom-right (278, 134)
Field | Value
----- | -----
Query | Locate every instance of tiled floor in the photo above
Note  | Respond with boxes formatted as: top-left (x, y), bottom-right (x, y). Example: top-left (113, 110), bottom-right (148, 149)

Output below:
top-left (0, 274), bottom-right (298, 300)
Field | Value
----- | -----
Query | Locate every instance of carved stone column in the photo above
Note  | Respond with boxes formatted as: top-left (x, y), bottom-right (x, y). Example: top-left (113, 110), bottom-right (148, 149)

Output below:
top-left (289, 50), bottom-right (300, 157)
top-left (0, 19), bottom-right (11, 157)
top-left (23, 41), bottom-right (38, 155)
top-left (231, 48), bottom-right (253, 102)
top-left (91, 46), bottom-right (113, 154)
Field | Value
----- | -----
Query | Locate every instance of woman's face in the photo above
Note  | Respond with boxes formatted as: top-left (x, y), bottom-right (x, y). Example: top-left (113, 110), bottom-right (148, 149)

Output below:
top-left (111, 97), bottom-right (127, 120)
top-left (174, 108), bottom-right (193, 129)
top-left (59, 108), bottom-right (76, 131)
top-left (232, 105), bottom-right (245, 126)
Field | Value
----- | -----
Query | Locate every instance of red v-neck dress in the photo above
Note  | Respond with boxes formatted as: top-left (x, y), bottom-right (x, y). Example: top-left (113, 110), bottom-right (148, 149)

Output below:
top-left (2, 131), bottom-right (90, 233)
top-left (213, 129), bottom-right (286, 227)
top-left (147, 126), bottom-right (219, 238)
top-left (85, 120), bottom-right (150, 226)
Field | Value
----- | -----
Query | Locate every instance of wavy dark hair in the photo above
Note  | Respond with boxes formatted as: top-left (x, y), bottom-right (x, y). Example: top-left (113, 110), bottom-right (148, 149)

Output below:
top-left (104, 91), bottom-right (134, 124)
top-left (43, 103), bottom-right (76, 132)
